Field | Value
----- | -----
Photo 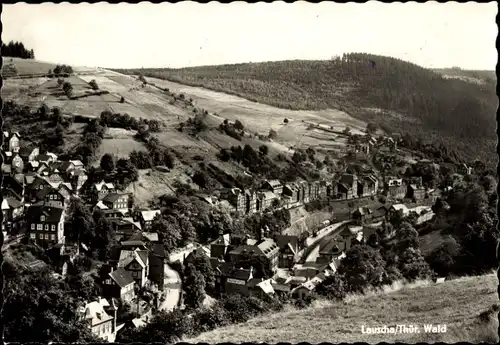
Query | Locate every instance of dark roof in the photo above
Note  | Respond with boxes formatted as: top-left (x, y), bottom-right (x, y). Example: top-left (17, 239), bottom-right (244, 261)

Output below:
top-left (103, 193), bottom-right (128, 203)
top-left (273, 283), bottom-right (291, 292)
top-left (229, 244), bottom-right (264, 256)
top-left (36, 186), bottom-right (53, 200)
top-left (274, 235), bottom-right (299, 251)
top-left (25, 203), bottom-right (65, 223)
top-left (319, 238), bottom-right (341, 255)
top-left (19, 146), bottom-right (37, 156)
top-left (228, 267), bottom-right (253, 281)
top-left (109, 267), bottom-right (135, 288)
top-left (36, 154), bottom-right (52, 161)
top-left (151, 243), bottom-right (166, 258)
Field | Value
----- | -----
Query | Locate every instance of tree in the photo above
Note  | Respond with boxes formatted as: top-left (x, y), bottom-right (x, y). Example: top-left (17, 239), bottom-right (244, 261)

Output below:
top-left (183, 264), bottom-right (206, 309)
top-left (233, 120), bottom-right (245, 131)
top-left (151, 214), bottom-right (182, 254)
top-left (284, 118), bottom-right (289, 124)
top-left (63, 81), bottom-right (73, 97)
top-left (343, 126), bottom-right (351, 135)
top-left (315, 274), bottom-right (347, 300)
top-left (89, 79), bottom-right (99, 90)
top-left (268, 129), bottom-right (277, 140)
top-left (66, 197), bottom-right (95, 245)
top-left (120, 96), bottom-right (125, 103)
top-left (100, 153), bottom-right (116, 172)
top-left (366, 122), bottom-right (378, 134)
top-left (187, 250), bottom-right (216, 294)
top-left (259, 145), bottom-right (269, 156)
top-left (57, 78), bottom-right (64, 86)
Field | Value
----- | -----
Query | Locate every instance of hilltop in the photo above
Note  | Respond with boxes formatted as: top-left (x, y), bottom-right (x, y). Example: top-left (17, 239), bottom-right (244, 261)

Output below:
top-left (189, 273), bottom-right (499, 344)
top-left (114, 54), bottom-right (497, 166)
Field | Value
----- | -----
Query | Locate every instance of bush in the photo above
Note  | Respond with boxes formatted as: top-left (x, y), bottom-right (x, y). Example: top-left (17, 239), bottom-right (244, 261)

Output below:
top-left (88, 79), bottom-right (99, 90)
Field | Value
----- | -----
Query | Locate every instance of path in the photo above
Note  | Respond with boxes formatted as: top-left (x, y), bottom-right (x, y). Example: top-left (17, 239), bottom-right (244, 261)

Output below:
top-left (158, 264), bottom-right (182, 312)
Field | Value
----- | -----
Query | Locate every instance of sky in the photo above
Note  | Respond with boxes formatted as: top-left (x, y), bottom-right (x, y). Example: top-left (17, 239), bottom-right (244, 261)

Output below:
top-left (2, 1), bottom-right (498, 70)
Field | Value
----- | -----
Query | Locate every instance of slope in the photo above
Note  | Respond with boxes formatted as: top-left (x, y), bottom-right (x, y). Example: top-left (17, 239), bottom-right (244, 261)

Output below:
top-left (189, 273), bottom-right (499, 344)
top-left (114, 54), bottom-right (497, 166)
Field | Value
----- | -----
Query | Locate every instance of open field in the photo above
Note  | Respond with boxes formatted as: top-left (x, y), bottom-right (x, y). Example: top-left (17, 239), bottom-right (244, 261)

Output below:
top-left (189, 273), bottom-right (499, 344)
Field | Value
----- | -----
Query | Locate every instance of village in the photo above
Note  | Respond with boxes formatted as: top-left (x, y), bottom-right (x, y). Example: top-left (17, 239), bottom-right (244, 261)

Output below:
top-left (1, 124), bottom-right (467, 342)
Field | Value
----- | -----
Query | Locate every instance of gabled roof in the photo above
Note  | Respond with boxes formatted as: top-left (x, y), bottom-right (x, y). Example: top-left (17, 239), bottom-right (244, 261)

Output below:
top-left (109, 267), bottom-right (135, 288)
top-left (258, 191), bottom-right (277, 200)
top-left (95, 181), bottom-right (115, 192)
top-left (1, 198), bottom-right (22, 210)
top-left (275, 235), bottom-right (299, 252)
top-left (227, 267), bottom-right (253, 281)
top-left (140, 209), bottom-right (161, 222)
top-left (264, 179), bottom-right (282, 188)
top-left (25, 203), bottom-right (65, 223)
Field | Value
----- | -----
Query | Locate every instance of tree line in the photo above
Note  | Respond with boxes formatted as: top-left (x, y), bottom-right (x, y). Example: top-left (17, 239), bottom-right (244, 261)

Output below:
top-left (2, 40), bottom-right (35, 59)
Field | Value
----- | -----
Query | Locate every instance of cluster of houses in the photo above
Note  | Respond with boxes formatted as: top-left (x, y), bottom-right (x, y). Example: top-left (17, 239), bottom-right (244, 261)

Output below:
top-left (220, 173), bottom-right (380, 217)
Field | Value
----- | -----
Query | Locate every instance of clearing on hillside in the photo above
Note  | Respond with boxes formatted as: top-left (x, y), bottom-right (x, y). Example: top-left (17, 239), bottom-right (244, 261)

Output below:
top-left (188, 273), bottom-right (499, 344)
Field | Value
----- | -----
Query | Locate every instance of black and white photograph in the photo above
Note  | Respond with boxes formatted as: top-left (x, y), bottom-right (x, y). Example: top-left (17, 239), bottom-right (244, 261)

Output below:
top-left (1, 1), bottom-right (498, 343)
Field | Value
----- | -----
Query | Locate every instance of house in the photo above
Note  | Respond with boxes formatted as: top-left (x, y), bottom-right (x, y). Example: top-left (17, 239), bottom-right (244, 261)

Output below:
top-left (228, 238), bottom-right (280, 274)
top-left (220, 188), bottom-right (246, 215)
top-left (282, 183), bottom-right (301, 205)
top-left (458, 163), bottom-right (473, 175)
top-left (25, 201), bottom-right (66, 248)
top-left (274, 235), bottom-right (301, 269)
top-left (19, 146), bottom-right (40, 162)
top-left (408, 206), bottom-right (435, 225)
top-left (109, 218), bottom-right (141, 240)
top-left (3, 131), bottom-right (20, 152)
top-left (1, 197), bottom-right (24, 233)
top-left (102, 192), bottom-right (133, 213)
top-left (334, 183), bottom-right (354, 200)
top-left (243, 190), bottom-right (257, 214)
top-left (91, 181), bottom-right (116, 203)
top-left (247, 278), bottom-right (276, 299)
top-left (389, 204), bottom-right (410, 217)
top-left (256, 191), bottom-right (278, 212)
top-left (10, 153), bottom-right (24, 172)
top-left (77, 297), bottom-right (119, 342)
top-left (291, 273), bottom-right (326, 299)
top-left (340, 174), bottom-right (358, 197)
top-left (210, 233), bottom-right (231, 260)
top-left (36, 154), bottom-right (56, 165)
top-left (351, 206), bottom-right (374, 225)
top-left (358, 175), bottom-right (378, 197)
top-left (139, 210), bottom-right (161, 231)
top-left (371, 206), bottom-right (389, 223)
top-left (222, 266), bottom-right (255, 296)
top-left (69, 169), bottom-right (88, 194)
top-left (261, 179), bottom-right (283, 196)
top-left (36, 185), bottom-right (71, 208)
top-left (316, 237), bottom-right (347, 264)
top-left (26, 175), bottom-right (54, 202)
top-left (384, 177), bottom-right (406, 200)
top-left (319, 180), bottom-right (332, 198)
top-left (100, 266), bottom-right (136, 302)
top-left (297, 180), bottom-right (310, 203)
top-left (118, 248), bottom-right (150, 287)
top-left (3, 174), bottom-right (25, 201)
top-left (406, 184), bottom-right (426, 201)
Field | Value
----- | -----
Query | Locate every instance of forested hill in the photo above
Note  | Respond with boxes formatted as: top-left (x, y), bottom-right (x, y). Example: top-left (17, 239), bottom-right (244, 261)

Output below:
top-left (114, 54), bottom-right (497, 165)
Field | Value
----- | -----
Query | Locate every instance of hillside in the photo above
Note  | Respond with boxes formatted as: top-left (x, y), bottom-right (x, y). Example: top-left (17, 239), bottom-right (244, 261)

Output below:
top-left (114, 54), bottom-right (497, 165)
top-left (189, 274), bottom-right (499, 344)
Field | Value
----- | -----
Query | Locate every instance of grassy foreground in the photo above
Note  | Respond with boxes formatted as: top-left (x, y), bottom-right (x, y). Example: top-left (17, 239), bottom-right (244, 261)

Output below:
top-left (188, 273), bottom-right (499, 344)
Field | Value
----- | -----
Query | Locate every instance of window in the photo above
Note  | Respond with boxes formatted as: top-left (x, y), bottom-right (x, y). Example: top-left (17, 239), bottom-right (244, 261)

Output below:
top-left (41, 215), bottom-right (45, 222)
top-left (51, 225), bottom-right (55, 231)
top-left (31, 224), bottom-right (35, 230)
top-left (51, 234), bottom-right (55, 240)
top-left (44, 224), bottom-right (49, 230)
top-left (44, 234), bottom-right (49, 240)
top-left (39, 233), bottom-right (43, 239)
top-left (37, 224), bottom-right (42, 230)
top-left (30, 233), bottom-right (36, 239)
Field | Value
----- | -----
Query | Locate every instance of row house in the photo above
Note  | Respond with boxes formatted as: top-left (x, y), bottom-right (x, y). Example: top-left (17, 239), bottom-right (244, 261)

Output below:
top-left (77, 297), bottom-right (119, 342)
top-left (26, 201), bottom-right (66, 248)
top-left (99, 265), bottom-right (136, 303)
top-left (3, 131), bottom-right (20, 152)
top-left (221, 188), bottom-right (246, 215)
top-left (357, 175), bottom-right (378, 197)
top-left (261, 179), bottom-right (283, 196)
top-left (256, 191), bottom-right (279, 212)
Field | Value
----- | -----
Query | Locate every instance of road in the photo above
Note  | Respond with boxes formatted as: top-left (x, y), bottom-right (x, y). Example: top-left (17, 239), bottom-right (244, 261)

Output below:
top-left (158, 264), bottom-right (182, 312)
top-left (302, 220), bottom-right (351, 263)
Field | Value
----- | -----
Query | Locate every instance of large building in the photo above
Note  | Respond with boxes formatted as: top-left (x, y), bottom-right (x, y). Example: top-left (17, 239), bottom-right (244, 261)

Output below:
top-left (26, 201), bottom-right (66, 248)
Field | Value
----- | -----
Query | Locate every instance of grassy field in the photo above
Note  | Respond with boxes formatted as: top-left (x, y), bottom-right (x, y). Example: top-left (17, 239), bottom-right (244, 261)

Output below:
top-left (189, 273), bottom-right (499, 344)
